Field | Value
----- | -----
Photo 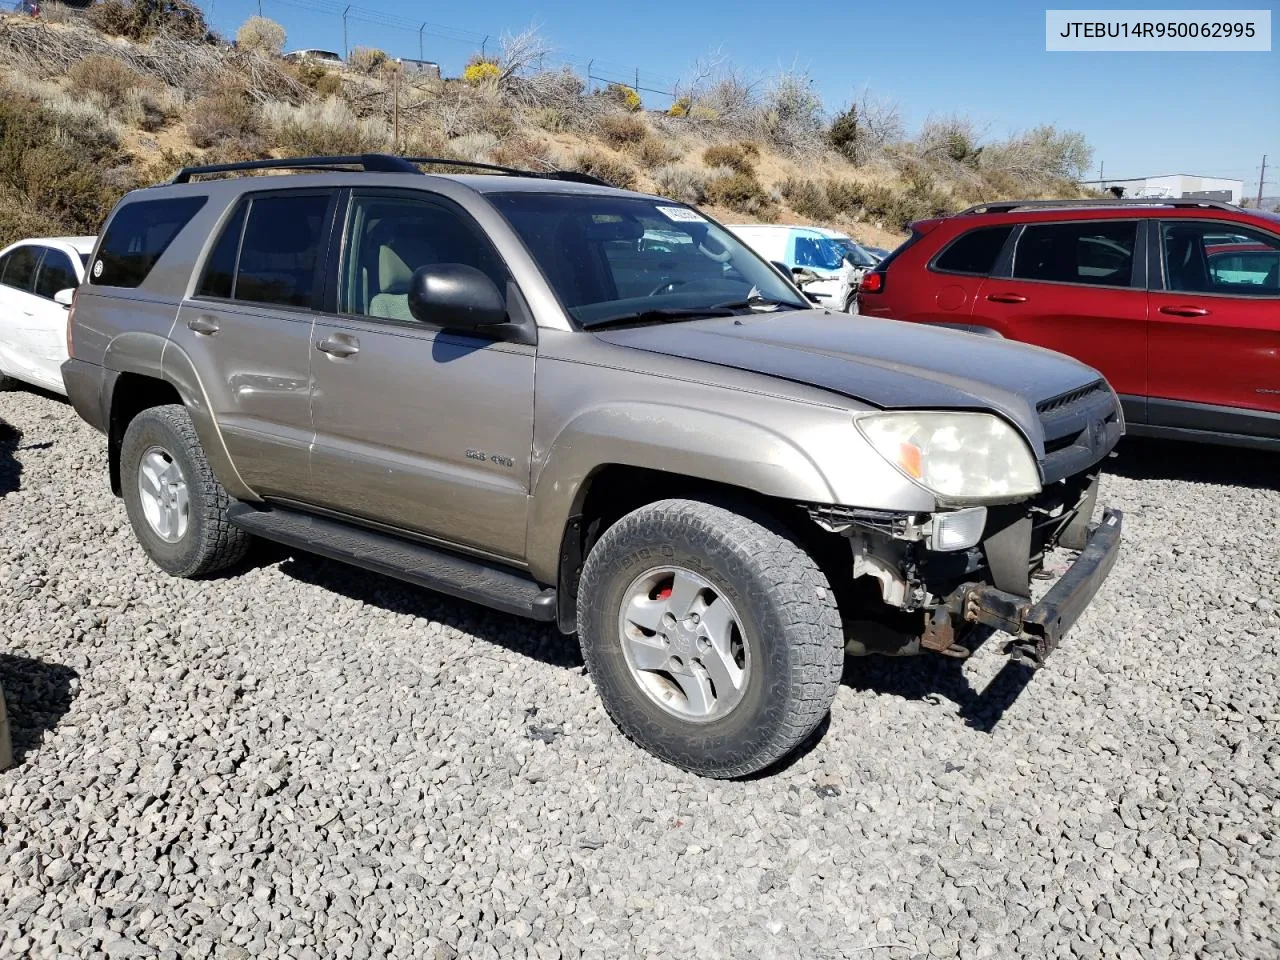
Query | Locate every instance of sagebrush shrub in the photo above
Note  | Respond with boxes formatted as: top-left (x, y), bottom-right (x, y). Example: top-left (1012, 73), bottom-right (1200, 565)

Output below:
top-left (474, 104), bottom-right (517, 139)
top-left (489, 135), bottom-right (553, 169)
top-left (824, 179), bottom-right (866, 215)
top-left (348, 46), bottom-right (388, 75)
top-left (528, 106), bottom-right (568, 132)
top-left (779, 177), bottom-right (833, 221)
top-left (651, 164), bottom-right (706, 204)
top-left (597, 113), bottom-right (647, 149)
top-left (294, 61), bottom-right (342, 97)
top-left (704, 170), bottom-right (771, 214)
top-left (572, 149), bottom-right (636, 190)
top-left (66, 55), bottom-right (147, 104)
top-left (187, 86), bottom-right (259, 150)
top-left (631, 136), bottom-right (677, 169)
top-left (86, 0), bottom-right (209, 42)
top-left (702, 142), bottom-right (756, 175)
top-left (0, 91), bottom-right (133, 247)
top-left (236, 16), bottom-right (286, 56)
top-left (261, 98), bottom-right (388, 155)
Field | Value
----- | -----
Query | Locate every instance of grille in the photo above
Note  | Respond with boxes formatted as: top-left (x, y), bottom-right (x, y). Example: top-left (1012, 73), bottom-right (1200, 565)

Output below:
top-left (1037, 380), bottom-right (1107, 415)
top-left (1036, 380), bottom-right (1121, 484)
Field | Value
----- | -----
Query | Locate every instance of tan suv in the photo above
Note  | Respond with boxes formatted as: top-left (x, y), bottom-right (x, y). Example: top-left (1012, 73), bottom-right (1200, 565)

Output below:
top-left (63, 154), bottom-right (1124, 777)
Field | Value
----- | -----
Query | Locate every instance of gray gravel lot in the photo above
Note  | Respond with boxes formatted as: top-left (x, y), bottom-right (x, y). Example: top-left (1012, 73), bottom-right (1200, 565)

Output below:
top-left (1, 388), bottom-right (1277, 960)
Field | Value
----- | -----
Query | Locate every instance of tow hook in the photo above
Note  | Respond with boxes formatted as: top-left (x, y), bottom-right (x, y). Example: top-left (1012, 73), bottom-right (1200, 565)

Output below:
top-left (921, 606), bottom-right (968, 659)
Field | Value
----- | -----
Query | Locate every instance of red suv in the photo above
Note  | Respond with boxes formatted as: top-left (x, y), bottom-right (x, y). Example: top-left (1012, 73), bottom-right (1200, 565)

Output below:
top-left (859, 199), bottom-right (1280, 449)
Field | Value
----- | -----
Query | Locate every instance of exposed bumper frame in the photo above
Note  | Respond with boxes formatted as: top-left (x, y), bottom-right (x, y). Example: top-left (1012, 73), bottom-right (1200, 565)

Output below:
top-left (933, 508), bottom-right (1124, 667)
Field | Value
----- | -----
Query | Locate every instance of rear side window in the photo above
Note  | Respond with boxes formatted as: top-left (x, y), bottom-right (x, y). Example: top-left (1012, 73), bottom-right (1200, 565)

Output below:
top-left (197, 202), bottom-right (248, 300)
top-left (0, 246), bottom-right (41, 292)
top-left (932, 226), bottom-right (1013, 275)
top-left (233, 194), bottom-right (331, 309)
top-left (1013, 221), bottom-right (1137, 287)
top-left (92, 196), bottom-right (206, 288)
top-left (34, 249), bottom-right (78, 299)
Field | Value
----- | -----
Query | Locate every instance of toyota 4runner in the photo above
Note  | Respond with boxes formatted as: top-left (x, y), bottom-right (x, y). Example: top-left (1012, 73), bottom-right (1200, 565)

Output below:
top-left (63, 154), bottom-right (1124, 778)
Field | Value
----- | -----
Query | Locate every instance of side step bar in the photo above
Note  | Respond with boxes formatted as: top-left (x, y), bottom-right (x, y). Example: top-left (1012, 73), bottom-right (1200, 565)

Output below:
top-left (227, 502), bottom-right (558, 622)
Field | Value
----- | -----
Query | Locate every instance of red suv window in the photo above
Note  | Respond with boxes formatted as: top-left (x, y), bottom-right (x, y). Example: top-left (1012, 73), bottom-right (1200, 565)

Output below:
top-left (1011, 221), bottom-right (1138, 288)
top-left (1162, 222), bottom-right (1280, 295)
top-left (932, 226), bottom-right (1013, 275)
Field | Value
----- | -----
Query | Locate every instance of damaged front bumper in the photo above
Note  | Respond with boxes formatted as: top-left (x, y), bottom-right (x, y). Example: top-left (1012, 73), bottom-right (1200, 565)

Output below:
top-left (926, 508), bottom-right (1123, 667)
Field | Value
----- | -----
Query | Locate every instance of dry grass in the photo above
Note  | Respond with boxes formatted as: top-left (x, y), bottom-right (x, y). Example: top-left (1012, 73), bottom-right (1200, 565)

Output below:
top-left (261, 97), bottom-right (390, 155)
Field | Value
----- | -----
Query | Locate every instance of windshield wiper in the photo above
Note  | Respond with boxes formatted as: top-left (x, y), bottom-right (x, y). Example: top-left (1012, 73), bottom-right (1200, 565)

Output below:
top-left (711, 293), bottom-right (803, 311)
top-left (582, 307), bottom-right (736, 330)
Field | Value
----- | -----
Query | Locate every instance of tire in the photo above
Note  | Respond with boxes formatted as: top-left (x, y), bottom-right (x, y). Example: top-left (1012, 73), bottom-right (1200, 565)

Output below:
top-left (120, 404), bottom-right (250, 578)
top-left (577, 498), bottom-right (844, 778)
top-left (844, 295), bottom-right (859, 315)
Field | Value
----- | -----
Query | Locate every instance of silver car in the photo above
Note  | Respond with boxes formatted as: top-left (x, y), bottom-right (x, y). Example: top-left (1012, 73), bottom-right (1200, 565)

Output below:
top-left (62, 154), bottom-right (1124, 777)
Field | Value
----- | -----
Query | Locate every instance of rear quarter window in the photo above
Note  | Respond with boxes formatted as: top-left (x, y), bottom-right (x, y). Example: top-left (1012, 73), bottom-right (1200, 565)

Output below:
top-left (91, 196), bottom-right (207, 289)
top-left (931, 225), bottom-right (1014, 275)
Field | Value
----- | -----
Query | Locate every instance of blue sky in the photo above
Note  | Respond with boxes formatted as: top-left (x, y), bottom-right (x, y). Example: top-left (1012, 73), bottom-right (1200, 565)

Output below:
top-left (203, 0), bottom-right (1278, 190)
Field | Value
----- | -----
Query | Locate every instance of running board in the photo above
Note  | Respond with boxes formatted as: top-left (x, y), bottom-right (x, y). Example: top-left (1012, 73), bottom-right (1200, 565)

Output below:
top-left (227, 502), bottom-right (557, 622)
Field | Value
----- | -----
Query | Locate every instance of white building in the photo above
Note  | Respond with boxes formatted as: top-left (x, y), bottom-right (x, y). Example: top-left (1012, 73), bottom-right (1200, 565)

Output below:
top-left (1083, 174), bottom-right (1245, 205)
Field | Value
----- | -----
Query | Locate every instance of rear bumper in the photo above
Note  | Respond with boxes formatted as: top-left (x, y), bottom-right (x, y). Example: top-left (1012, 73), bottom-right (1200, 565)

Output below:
top-left (60, 358), bottom-right (109, 434)
top-left (952, 508), bottom-right (1123, 666)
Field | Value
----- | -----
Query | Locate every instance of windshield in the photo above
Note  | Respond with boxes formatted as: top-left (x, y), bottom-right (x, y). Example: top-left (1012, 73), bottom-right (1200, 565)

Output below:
top-left (793, 235), bottom-right (852, 272)
top-left (490, 193), bottom-right (808, 327)
top-left (832, 238), bottom-right (878, 268)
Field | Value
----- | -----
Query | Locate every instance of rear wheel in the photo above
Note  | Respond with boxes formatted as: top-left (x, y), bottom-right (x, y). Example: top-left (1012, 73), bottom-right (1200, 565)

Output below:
top-left (120, 404), bottom-right (250, 578)
top-left (577, 499), bottom-right (844, 778)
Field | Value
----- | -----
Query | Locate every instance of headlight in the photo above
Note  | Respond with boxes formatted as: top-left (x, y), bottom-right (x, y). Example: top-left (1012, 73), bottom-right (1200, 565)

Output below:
top-left (856, 411), bottom-right (1041, 503)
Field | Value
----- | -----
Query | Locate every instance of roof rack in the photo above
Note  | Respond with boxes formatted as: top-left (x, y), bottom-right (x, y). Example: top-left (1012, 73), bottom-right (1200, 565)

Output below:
top-left (400, 156), bottom-right (609, 186)
top-left (167, 153), bottom-right (609, 187)
top-left (957, 197), bottom-right (1240, 216)
top-left (168, 154), bottom-right (421, 184)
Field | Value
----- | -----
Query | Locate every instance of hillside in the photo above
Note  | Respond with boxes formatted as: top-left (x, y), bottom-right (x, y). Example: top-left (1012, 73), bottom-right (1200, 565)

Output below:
top-left (0, 3), bottom-right (1097, 251)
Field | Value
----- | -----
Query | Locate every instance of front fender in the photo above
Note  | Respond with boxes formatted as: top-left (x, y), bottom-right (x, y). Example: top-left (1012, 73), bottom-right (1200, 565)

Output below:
top-left (104, 333), bottom-right (256, 502)
top-left (526, 402), bottom-right (839, 582)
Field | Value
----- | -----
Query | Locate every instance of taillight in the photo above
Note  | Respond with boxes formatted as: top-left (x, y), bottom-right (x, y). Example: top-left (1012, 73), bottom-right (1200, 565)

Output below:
top-left (860, 271), bottom-right (885, 295)
top-left (65, 290), bottom-right (77, 358)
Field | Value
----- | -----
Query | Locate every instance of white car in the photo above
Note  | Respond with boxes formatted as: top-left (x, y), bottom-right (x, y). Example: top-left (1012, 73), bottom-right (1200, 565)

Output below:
top-left (727, 224), bottom-right (875, 312)
top-left (0, 236), bottom-right (93, 395)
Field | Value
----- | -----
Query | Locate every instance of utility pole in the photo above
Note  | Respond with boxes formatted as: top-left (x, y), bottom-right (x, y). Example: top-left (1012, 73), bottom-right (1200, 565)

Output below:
top-left (1098, 160), bottom-right (1104, 188)
top-left (418, 22), bottom-right (425, 63)
top-left (342, 5), bottom-right (350, 60)
top-left (481, 35), bottom-right (489, 60)
top-left (1258, 155), bottom-right (1267, 207)
top-left (393, 65), bottom-right (400, 151)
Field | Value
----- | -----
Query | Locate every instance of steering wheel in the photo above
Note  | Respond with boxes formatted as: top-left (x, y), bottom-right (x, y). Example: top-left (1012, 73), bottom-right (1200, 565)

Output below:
top-left (649, 279), bottom-right (689, 297)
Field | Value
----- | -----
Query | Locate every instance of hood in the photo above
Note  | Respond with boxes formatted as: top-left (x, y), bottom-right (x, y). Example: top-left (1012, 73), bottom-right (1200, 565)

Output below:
top-left (594, 310), bottom-right (1107, 451)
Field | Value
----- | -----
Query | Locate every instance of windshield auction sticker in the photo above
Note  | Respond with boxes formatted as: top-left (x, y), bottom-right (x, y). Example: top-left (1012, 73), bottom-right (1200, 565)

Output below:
top-left (1046, 9), bottom-right (1271, 50)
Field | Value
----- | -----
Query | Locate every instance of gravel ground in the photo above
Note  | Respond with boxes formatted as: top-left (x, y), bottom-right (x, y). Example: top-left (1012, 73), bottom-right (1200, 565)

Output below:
top-left (1, 388), bottom-right (1277, 960)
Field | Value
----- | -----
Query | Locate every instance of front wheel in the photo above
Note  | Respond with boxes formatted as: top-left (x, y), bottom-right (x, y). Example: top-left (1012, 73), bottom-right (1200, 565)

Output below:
top-left (577, 499), bottom-right (844, 778)
top-left (120, 404), bottom-right (250, 578)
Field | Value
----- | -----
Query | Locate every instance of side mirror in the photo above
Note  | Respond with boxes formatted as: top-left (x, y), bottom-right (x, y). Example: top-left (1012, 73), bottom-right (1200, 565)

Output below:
top-left (54, 288), bottom-right (75, 308)
top-left (408, 264), bottom-right (506, 332)
top-left (770, 260), bottom-right (791, 276)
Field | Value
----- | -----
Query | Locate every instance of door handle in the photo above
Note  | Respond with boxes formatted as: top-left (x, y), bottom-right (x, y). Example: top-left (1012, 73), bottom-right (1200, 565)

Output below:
top-left (1159, 305), bottom-right (1210, 318)
top-left (316, 336), bottom-right (359, 358)
top-left (986, 293), bottom-right (1027, 304)
top-left (187, 316), bottom-right (220, 335)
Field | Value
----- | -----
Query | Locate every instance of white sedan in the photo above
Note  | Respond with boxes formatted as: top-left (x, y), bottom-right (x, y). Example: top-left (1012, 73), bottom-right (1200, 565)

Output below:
top-left (0, 236), bottom-right (94, 395)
